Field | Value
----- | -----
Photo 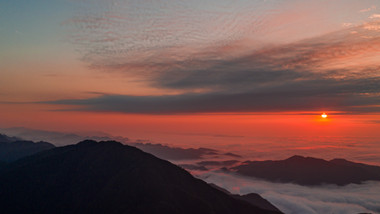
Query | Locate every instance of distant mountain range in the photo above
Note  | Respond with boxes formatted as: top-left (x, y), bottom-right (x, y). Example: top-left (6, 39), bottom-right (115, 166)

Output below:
top-left (0, 134), bottom-right (55, 162)
top-left (0, 139), bottom-right (281, 214)
top-left (232, 155), bottom-right (380, 186)
top-left (0, 128), bottom-right (241, 160)
top-left (2, 132), bottom-right (380, 213)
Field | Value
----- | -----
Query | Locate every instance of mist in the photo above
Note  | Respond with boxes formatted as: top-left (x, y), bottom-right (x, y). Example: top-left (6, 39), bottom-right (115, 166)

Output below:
top-left (197, 171), bottom-right (380, 214)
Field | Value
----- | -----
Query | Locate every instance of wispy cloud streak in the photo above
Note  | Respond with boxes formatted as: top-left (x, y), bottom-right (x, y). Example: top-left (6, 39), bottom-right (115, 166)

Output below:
top-left (55, 1), bottom-right (380, 114)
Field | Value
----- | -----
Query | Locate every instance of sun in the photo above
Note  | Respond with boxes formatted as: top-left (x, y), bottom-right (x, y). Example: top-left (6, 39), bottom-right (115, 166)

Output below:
top-left (321, 112), bottom-right (328, 118)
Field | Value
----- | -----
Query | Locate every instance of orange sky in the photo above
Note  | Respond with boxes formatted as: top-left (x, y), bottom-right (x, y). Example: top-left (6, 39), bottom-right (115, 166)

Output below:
top-left (1, 0), bottom-right (379, 164)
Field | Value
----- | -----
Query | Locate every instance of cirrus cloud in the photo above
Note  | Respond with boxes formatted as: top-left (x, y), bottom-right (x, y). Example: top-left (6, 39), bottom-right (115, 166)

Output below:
top-left (53, 1), bottom-right (380, 115)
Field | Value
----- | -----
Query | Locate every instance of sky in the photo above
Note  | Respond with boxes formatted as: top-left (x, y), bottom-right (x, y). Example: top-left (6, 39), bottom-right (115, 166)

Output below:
top-left (1, 2), bottom-right (380, 213)
top-left (1, 0), bottom-right (380, 164)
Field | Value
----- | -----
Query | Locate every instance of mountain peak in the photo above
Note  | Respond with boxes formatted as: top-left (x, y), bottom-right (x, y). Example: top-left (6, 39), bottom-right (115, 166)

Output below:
top-left (286, 155), bottom-right (306, 161)
top-left (330, 158), bottom-right (349, 163)
top-left (76, 140), bottom-right (123, 147)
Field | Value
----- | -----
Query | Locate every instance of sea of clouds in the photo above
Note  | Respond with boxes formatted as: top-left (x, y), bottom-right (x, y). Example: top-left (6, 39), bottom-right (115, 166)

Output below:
top-left (197, 171), bottom-right (380, 214)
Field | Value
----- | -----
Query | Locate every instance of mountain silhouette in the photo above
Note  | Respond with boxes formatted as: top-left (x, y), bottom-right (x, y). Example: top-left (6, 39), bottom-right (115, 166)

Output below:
top-left (0, 133), bottom-right (55, 162)
top-left (0, 140), bottom-right (282, 214)
top-left (209, 183), bottom-right (281, 213)
top-left (233, 155), bottom-right (380, 186)
top-left (0, 133), bottom-right (22, 143)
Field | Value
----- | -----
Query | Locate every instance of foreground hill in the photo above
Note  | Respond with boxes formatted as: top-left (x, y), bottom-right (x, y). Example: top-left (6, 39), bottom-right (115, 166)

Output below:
top-left (0, 133), bottom-right (55, 162)
top-left (0, 140), bottom-right (281, 214)
top-left (233, 155), bottom-right (380, 186)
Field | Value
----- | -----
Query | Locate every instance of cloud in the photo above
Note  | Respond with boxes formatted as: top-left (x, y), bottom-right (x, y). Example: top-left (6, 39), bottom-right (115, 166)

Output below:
top-left (363, 22), bottom-right (380, 31)
top-left (56, 0), bottom-right (380, 115)
top-left (43, 81), bottom-right (380, 114)
top-left (197, 160), bottom-right (240, 167)
top-left (45, 19), bottom-right (380, 114)
top-left (359, 6), bottom-right (376, 13)
top-left (0, 127), bottom-right (130, 146)
top-left (224, 152), bottom-right (242, 158)
top-left (132, 142), bottom-right (219, 160)
top-left (198, 172), bottom-right (380, 214)
top-left (179, 164), bottom-right (208, 171)
top-left (0, 127), bottom-right (234, 161)
top-left (71, 20), bottom-right (380, 93)
top-left (133, 142), bottom-right (243, 161)
top-left (342, 22), bottom-right (353, 27)
top-left (370, 14), bottom-right (380, 19)
top-left (173, 132), bottom-right (245, 139)
top-left (64, 0), bottom-right (273, 69)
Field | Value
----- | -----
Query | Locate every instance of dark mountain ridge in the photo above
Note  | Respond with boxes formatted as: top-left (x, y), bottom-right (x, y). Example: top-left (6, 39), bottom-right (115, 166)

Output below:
top-left (209, 183), bottom-right (281, 213)
top-left (0, 133), bottom-right (23, 143)
top-left (233, 155), bottom-right (380, 186)
top-left (0, 133), bottom-right (55, 162)
top-left (0, 140), bottom-right (281, 214)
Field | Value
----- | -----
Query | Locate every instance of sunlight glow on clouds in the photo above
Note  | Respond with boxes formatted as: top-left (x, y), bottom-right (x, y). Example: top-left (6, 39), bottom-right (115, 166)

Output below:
top-left (1, 0), bottom-right (379, 115)
top-left (35, 0), bottom-right (378, 114)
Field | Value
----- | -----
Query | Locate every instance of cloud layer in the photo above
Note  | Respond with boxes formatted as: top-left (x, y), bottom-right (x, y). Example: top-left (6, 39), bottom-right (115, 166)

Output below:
top-left (52, 15), bottom-right (380, 114)
top-left (3, 127), bottom-right (380, 213)
top-left (199, 172), bottom-right (380, 214)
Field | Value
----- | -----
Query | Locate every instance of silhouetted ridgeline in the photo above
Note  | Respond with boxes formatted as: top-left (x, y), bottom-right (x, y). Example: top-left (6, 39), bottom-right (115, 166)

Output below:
top-left (0, 133), bottom-right (55, 162)
top-left (209, 183), bottom-right (282, 213)
top-left (233, 155), bottom-right (380, 186)
top-left (0, 140), bottom-right (282, 214)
